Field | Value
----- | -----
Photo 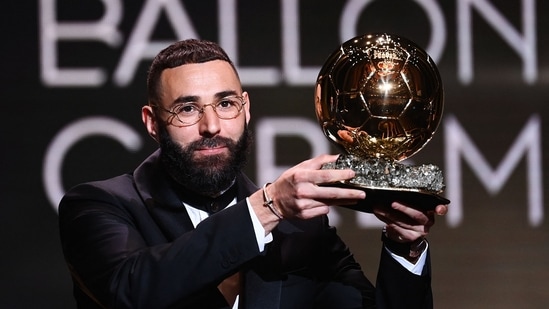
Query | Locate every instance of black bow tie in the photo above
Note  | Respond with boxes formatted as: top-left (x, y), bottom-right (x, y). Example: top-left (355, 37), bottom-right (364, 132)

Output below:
top-left (176, 183), bottom-right (238, 214)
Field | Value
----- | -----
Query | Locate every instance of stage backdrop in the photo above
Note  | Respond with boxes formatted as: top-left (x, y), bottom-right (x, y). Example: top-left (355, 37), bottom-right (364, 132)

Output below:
top-left (2, 0), bottom-right (548, 308)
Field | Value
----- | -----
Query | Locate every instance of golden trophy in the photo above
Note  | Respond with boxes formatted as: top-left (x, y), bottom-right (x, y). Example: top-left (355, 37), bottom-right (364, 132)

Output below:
top-left (315, 33), bottom-right (449, 211)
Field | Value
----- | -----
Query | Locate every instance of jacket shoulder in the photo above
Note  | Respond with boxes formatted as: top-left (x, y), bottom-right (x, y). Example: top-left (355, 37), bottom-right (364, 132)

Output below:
top-left (58, 174), bottom-right (140, 216)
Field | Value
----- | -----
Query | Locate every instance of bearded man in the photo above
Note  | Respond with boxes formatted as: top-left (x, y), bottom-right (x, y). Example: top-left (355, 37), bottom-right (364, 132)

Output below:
top-left (59, 39), bottom-right (447, 309)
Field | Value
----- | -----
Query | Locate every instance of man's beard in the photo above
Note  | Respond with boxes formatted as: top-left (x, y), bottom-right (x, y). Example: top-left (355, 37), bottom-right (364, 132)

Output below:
top-left (158, 125), bottom-right (251, 197)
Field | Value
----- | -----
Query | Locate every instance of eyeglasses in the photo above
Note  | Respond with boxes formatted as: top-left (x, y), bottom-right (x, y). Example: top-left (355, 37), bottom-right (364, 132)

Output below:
top-left (152, 95), bottom-right (246, 127)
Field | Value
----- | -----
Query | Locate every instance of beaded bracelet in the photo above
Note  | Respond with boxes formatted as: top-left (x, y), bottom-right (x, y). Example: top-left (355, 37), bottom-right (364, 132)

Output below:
top-left (262, 183), bottom-right (284, 220)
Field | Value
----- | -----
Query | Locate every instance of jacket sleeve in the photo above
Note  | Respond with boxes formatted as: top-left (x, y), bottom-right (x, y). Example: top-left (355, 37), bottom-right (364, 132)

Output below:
top-left (59, 180), bottom-right (260, 309)
top-left (319, 219), bottom-right (377, 308)
top-left (375, 246), bottom-right (433, 308)
top-left (315, 216), bottom-right (433, 309)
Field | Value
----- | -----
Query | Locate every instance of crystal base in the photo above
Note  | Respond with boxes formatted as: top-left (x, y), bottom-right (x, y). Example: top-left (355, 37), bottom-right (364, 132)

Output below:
top-left (321, 154), bottom-right (450, 212)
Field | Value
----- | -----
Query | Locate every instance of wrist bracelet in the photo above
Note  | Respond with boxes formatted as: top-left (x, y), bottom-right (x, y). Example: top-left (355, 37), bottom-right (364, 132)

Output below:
top-left (262, 183), bottom-right (284, 220)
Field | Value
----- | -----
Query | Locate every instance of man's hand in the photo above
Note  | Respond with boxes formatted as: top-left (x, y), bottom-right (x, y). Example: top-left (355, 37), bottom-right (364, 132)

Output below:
top-left (248, 154), bottom-right (366, 232)
top-left (374, 202), bottom-right (447, 243)
top-left (373, 202), bottom-right (447, 263)
top-left (267, 154), bottom-right (366, 219)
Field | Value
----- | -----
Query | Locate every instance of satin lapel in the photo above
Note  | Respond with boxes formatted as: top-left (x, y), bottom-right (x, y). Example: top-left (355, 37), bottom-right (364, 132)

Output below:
top-left (235, 172), bottom-right (259, 200)
top-left (135, 151), bottom-right (286, 308)
top-left (134, 151), bottom-right (261, 241)
top-left (133, 150), bottom-right (195, 240)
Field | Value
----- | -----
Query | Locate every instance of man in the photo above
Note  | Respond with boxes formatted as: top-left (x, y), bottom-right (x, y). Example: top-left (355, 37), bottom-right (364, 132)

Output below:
top-left (59, 39), bottom-right (448, 309)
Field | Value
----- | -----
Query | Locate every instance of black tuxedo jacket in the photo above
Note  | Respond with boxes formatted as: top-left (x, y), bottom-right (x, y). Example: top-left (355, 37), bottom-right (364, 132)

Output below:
top-left (59, 150), bottom-right (432, 309)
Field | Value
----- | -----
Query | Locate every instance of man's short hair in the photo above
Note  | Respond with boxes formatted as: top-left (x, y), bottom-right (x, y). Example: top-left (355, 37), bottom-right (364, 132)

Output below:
top-left (147, 39), bottom-right (238, 105)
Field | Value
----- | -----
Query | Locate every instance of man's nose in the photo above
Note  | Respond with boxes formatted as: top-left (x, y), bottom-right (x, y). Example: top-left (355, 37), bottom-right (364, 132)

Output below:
top-left (198, 106), bottom-right (221, 136)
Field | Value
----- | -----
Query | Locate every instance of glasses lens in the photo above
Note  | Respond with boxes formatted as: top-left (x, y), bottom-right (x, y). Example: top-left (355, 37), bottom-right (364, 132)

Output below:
top-left (171, 103), bottom-right (200, 125)
top-left (215, 97), bottom-right (243, 119)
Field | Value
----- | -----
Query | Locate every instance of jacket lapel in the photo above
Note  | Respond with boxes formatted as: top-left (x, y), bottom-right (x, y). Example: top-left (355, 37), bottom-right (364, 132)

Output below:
top-left (134, 150), bottom-right (285, 308)
top-left (133, 150), bottom-right (195, 240)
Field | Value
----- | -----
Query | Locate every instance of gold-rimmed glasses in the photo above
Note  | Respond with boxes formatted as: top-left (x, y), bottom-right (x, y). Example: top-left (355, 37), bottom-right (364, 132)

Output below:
top-left (152, 95), bottom-right (246, 127)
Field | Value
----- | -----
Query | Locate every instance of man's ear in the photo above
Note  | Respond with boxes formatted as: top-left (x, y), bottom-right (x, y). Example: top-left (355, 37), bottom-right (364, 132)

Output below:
top-left (142, 105), bottom-right (159, 143)
top-left (242, 91), bottom-right (251, 124)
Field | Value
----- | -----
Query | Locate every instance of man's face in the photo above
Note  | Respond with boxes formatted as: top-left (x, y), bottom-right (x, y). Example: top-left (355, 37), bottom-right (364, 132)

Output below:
top-left (157, 60), bottom-right (250, 155)
top-left (144, 60), bottom-right (251, 196)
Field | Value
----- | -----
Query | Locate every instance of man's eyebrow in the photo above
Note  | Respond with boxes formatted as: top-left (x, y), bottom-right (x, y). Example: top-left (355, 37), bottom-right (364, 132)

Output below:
top-left (172, 95), bottom-right (199, 105)
top-left (214, 90), bottom-right (240, 99)
top-left (171, 90), bottom-right (240, 105)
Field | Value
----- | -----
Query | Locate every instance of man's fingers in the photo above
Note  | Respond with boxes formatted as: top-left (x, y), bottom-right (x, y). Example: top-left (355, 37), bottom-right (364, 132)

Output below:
top-left (391, 202), bottom-right (431, 225)
top-left (385, 224), bottom-right (426, 243)
top-left (313, 169), bottom-right (356, 185)
top-left (298, 154), bottom-right (339, 169)
top-left (435, 204), bottom-right (448, 215)
top-left (373, 202), bottom-right (434, 233)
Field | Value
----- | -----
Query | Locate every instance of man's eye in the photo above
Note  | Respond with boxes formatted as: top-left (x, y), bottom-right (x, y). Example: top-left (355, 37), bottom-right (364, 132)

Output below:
top-left (175, 104), bottom-right (198, 114)
top-left (217, 99), bottom-right (237, 109)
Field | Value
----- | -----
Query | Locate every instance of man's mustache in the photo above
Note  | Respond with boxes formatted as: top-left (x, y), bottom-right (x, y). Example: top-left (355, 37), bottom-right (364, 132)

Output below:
top-left (191, 136), bottom-right (233, 149)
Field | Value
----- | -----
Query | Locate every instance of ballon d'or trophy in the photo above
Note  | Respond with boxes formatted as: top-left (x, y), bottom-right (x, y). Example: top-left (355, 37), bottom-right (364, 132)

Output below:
top-left (315, 33), bottom-right (450, 212)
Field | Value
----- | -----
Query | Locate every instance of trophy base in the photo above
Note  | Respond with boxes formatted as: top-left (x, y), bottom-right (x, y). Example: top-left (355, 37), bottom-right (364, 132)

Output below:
top-left (321, 154), bottom-right (450, 212)
top-left (324, 181), bottom-right (450, 212)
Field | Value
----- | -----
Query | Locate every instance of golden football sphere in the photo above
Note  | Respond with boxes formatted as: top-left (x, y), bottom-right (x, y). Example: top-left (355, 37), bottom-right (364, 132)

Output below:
top-left (315, 33), bottom-right (444, 161)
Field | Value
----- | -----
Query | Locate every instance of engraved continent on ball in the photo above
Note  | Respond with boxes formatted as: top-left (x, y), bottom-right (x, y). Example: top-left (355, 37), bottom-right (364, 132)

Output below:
top-left (315, 33), bottom-right (449, 209)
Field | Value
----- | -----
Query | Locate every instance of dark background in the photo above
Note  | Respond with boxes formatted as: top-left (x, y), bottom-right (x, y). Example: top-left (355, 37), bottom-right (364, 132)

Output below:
top-left (2, 1), bottom-right (548, 308)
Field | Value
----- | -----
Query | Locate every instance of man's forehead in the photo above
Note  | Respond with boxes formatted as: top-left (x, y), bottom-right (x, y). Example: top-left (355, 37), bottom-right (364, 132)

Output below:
top-left (159, 60), bottom-right (242, 103)
top-left (161, 61), bottom-right (239, 85)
